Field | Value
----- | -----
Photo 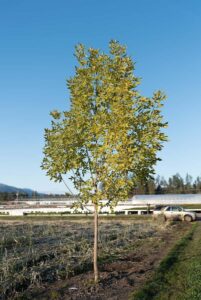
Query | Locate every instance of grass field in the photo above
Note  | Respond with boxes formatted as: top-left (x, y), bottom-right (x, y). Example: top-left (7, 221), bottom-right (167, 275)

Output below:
top-left (0, 217), bottom-right (160, 299)
top-left (132, 222), bottom-right (201, 300)
top-left (0, 215), bottom-right (151, 221)
top-left (0, 216), bottom-right (194, 300)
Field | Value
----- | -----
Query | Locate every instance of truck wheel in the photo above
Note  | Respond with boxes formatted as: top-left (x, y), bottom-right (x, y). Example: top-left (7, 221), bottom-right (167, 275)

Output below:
top-left (184, 215), bottom-right (193, 222)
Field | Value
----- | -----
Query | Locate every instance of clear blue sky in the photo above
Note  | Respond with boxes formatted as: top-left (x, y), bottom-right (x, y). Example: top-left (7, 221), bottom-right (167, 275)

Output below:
top-left (1, 0), bottom-right (201, 193)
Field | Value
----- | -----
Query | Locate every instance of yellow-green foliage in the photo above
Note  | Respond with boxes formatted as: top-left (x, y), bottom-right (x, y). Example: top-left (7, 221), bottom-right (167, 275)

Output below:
top-left (42, 40), bottom-right (167, 209)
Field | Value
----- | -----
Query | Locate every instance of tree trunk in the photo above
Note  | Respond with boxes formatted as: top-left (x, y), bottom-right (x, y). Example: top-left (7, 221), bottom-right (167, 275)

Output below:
top-left (94, 204), bottom-right (98, 283)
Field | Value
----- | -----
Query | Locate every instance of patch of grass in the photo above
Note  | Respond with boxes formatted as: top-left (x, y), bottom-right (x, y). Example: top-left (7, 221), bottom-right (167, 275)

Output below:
top-left (125, 207), bottom-right (154, 210)
top-left (182, 204), bottom-right (201, 209)
top-left (131, 223), bottom-right (197, 300)
top-left (0, 215), bottom-right (152, 222)
top-left (0, 219), bottom-right (159, 299)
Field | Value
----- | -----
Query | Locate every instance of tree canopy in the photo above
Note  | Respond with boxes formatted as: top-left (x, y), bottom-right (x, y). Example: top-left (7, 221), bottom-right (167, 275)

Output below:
top-left (42, 40), bottom-right (167, 209)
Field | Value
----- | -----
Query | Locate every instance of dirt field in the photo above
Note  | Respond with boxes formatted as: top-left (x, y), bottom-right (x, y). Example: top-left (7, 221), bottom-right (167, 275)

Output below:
top-left (0, 217), bottom-right (192, 300)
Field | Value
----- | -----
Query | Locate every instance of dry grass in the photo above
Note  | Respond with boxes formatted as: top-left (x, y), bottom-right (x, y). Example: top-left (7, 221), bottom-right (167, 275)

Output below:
top-left (0, 219), bottom-right (166, 299)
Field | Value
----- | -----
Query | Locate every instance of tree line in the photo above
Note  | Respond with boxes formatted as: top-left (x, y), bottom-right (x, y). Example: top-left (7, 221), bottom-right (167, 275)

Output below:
top-left (134, 173), bottom-right (201, 195)
top-left (0, 192), bottom-right (29, 202)
top-left (1, 173), bottom-right (200, 202)
top-left (0, 192), bottom-right (73, 202)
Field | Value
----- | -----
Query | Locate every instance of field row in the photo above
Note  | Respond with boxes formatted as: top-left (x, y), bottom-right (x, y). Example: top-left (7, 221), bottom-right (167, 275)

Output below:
top-left (0, 219), bottom-right (162, 299)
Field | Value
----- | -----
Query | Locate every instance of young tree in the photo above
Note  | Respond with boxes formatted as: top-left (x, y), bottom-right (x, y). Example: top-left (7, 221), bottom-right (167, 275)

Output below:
top-left (42, 41), bottom-right (167, 282)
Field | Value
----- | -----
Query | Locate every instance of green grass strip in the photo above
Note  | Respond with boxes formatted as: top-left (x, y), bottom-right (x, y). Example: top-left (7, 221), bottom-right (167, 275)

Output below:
top-left (131, 223), bottom-right (197, 300)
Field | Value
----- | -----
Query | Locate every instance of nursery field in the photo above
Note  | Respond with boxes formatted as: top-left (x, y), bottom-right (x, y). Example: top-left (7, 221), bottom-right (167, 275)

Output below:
top-left (0, 217), bottom-right (192, 300)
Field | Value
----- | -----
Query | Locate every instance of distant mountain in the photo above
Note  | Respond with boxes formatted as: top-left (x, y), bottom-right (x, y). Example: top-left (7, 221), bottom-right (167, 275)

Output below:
top-left (0, 183), bottom-right (38, 196)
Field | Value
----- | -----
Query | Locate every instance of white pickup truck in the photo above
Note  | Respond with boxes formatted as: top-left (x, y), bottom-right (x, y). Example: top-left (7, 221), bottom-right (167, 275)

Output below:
top-left (153, 205), bottom-right (196, 222)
